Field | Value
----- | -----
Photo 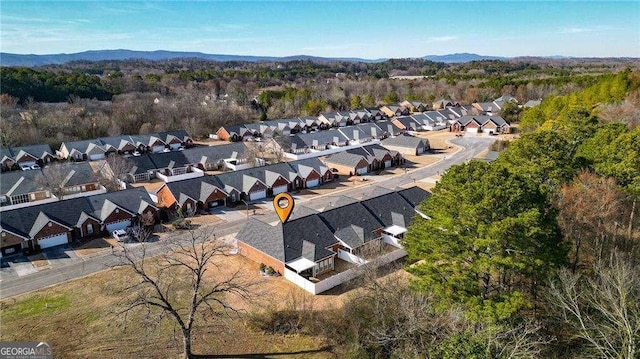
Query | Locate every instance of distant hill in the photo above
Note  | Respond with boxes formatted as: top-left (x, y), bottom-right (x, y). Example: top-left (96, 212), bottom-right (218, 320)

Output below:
top-left (0, 50), bottom-right (380, 67)
top-left (422, 53), bottom-right (507, 63)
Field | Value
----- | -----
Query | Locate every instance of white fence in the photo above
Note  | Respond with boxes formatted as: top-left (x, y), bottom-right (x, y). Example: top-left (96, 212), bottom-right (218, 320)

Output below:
top-left (338, 248), bottom-right (365, 264)
top-left (284, 248), bottom-right (407, 295)
top-left (282, 139), bottom-right (381, 160)
top-left (155, 168), bottom-right (204, 183)
top-left (382, 234), bottom-right (403, 248)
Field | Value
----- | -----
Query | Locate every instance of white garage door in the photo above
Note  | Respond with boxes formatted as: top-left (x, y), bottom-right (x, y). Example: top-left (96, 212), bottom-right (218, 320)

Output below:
top-left (466, 127), bottom-right (478, 134)
top-left (106, 219), bottom-right (132, 232)
top-left (249, 190), bottom-right (266, 201)
top-left (417, 146), bottom-right (424, 154)
top-left (356, 167), bottom-right (368, 175)
top-left (38, 233), bottom-right (69, 249)
top-left (89, 153), bottom-right (105, 161)
top-left (272, 185), bottom-right (288, 195)
top-left (483, 128), bottom-right (495, 134)
top-left (384, 160), bottom-right (392, 168)
top-left (306, 179), bottom-right (319, 188)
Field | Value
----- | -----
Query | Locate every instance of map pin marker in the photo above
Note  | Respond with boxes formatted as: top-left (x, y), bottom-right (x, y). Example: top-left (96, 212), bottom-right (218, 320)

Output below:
top-left (273, 192), bottom-right (294, 224)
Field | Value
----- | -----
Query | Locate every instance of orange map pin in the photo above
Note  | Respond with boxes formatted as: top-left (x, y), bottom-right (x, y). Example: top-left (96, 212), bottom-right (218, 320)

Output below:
top-left (273, 192), bottom-right (294, 223)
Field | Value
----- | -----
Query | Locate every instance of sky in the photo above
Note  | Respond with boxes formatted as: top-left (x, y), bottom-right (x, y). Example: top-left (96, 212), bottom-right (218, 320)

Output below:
top-left (1, 1), bottom-right (639, 58)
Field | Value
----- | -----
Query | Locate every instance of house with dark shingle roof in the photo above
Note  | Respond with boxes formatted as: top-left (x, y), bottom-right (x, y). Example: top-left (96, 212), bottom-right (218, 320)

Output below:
top-left (156, 176), bottom-right (229, 213)
top-left (323, 151), bottom-right (370, 176)
top-left (1, 162), bottom-right (105, 211)
top-left (215, 124), bottom-right (252, 142)
top-left (288, 157), bottom-right (333, 187)
top-left (295, 129), bottom-right (350, 150)
top-left (182, 142), bottom-right (250, 171)
top-left (235, 186), bottom-right (424, 294)
top-left (453, 115), bottom-right (510, 134)
top-left (213, 168), bottom-right (270, 201)
top-left (58, 139), bottom-right (106, 161)
top-left (0, 188), bottom-right (157, 256)
top-left (0, 144), bottom-right (56, 171)
top-left (392, 116), bottom-right (423, 132)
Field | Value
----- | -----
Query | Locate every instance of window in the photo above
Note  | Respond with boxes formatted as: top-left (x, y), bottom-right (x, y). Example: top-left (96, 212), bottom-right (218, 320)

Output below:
top-left (10, 194), bottom-right (30, 204)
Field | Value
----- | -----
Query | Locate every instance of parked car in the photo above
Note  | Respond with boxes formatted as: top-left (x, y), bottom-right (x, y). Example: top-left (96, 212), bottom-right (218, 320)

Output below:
top-left (112, 229), bottom-right (129, 242)
top-left (30, 164), bottom-right (41, 170)
top-left (20, 164), bottom-right (31, 171)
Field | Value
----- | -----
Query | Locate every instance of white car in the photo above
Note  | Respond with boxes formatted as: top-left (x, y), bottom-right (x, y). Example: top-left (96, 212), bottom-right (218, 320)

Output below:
top-left (30, 164), bottom-right (41, 170)
top-left (112, 229), bottom-right (129, 242)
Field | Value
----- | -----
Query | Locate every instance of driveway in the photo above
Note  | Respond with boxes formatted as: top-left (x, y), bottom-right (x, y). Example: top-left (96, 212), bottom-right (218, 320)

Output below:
top-left (0, 254), bottom-right (37, 278)
top-left (41, 245), bottom-right (78, 266)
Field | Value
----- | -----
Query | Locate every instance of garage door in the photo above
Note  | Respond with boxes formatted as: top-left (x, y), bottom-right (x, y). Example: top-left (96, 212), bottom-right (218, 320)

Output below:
top-left (417, 147), bottom-right (424, 154)
top-left (106, 219), bottom-right (132, 232)
top-left (306, 179), bottom-right (319, 188)
top-left (38, 233), bottom-right (69, 249)
top-left (384, 161), bottom-right (392, 168)
top-left (1, 244), bottom-right (22, 257)
top-left (249, 190), bottom-right (266, 201)
top-left (356, 167), bottom-right (368, 175)
top-left (483, 128), bottom-right (495, 134)
top-left (466, 127), bottom-right (478, 134)
top-left (272, 185), bottom-right (288, 195)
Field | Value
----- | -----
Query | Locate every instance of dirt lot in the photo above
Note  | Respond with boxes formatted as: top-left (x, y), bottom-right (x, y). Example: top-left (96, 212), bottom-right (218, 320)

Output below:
top-left (415, 130), bottom-right (459, 155)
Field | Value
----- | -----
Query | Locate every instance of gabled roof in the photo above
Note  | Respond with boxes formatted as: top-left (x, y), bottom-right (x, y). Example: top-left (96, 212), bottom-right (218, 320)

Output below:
top-left (61, 139), bottom-right (105, 154)
top-left (128, 155), bottom-right (158, 174)
top-left (397, 186), bottom-right (431, 207)
top-left (147, 151), bottom-right (192, 169)
top-left (288, 157), bottom-right (331, 177)
top-left (295, 130), bottom-right (349, 149)
top-left (324, 151), bottom-right (368, 168)
top-left (394, 116), bottom-right (421, 130)
top-left (1, 170), bottom-right (43, 197)
top-left (382, 135), bottom-right (426, 149)
top-left (156, 130), bottom-right (193, 143)
top-left (263, 162), bottom-right (299, 182)
top-left (361, 192), bottom-right (417, 229)
top-left (182, 142), bottom-right (248, 165)
top-left (319, 202), bottom-right (384, 248)
top-left (214, 167), bottom-right (266, 193)
top-left (53, 162), bottom-right (99, 186)
top-left (9, 144), bottom-right (54, 160)
top-left (374, 120), bottom-right (401, 136)
top-left (219, 124), bottom-right (250, 136)
top-left (165, 176), bottom-right (227, 204)
top-left (338, 127), bottom-right (373, 142)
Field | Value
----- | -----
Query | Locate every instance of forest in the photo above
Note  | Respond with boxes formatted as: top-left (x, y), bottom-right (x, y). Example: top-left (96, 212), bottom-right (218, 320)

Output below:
top-left (1, 57), bottom-right (637, 149)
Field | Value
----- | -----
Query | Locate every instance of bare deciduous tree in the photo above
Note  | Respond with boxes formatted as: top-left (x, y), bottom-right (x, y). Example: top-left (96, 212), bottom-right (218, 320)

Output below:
top-left (100, 154), bottom-right (134, 191)
top-left (35, 163), bottom-right (70, 200)
top-left (549, 252), bottom-right (640, 359)
top-left (114, 227), bottom-right (260, 359)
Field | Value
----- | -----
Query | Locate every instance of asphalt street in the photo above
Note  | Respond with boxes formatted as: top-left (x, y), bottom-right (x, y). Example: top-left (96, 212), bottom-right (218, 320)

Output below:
top-left (0, 136), bottom-right (493, 299)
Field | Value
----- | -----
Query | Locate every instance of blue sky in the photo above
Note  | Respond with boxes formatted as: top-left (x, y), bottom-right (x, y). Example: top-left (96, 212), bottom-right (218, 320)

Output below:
top-left (1, 1), bottom-right (638, 58)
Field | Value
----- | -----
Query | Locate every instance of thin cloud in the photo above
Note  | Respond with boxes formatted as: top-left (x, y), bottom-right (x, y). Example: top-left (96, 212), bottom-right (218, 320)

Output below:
top-left (558, 25), bottom-right (612, 34)
top-left (427, 36), bottom-right (458, 43)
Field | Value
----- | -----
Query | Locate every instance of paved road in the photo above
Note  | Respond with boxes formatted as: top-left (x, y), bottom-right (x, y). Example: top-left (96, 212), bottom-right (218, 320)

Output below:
top-left (0, 136), bottom-right (492, 299)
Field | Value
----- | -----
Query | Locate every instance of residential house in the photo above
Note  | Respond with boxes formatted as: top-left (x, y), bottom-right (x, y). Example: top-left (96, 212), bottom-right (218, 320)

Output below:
top-left (453, 116), bottom-right (510, 134)
top-left (0, 144), bottom-right (56, 171)
top-left (182, 142), bottom-right (250, 171)
top-left (365, 108), bottom-right (386, 121)
top-left (361, 190), bottom-right (421, 247)
top-left (156, 176), bottom-right (229, 214)
top-left (355, 122), bottom-right (386, 140)
top-left (263, 163), bottom-right (303, 192)
top-left (432, 99), bottom-right (459, 110)
top-left (495, 95), bottom-right (518, 104)
top-left (338, 127), bottom-right (374, 144)
top-left (374, 120), bottom-right (402, 137)
top-left (380, 105), bottom-right (409, 118)
top-left (382, 135), bottom-right (429, 155)
top-left (156, 130), bottom-right (194, 149)
top-left (1, 162), bottom-right (106, 211)
top-left (472, 101), bottom-right (504, 116)
top-left (126, 154), bottom-right (158, 183)
top-left (397, 186), bottom-right (431, 208)
top-left (400, 100), bottom-right (429, 113)
top-left (147, 151), bottom-right (203, 182)
top-left (295, 130), bottom-right (350, 150)
top-left (58, 139), bottom-right (106, 161)
top-left (288, 157), bottom-right (334, 186)
top-left (323, 151), bottom-right (370, 176)
top-left (215, 125), bottom-right (252, 142)
top-left (99, 136), bottom-right (137, 155)
top-left (391, 116), bottom-right (423, 132)
top-left (129, 134), bottom-right (167, 154)
top-left (213, 168), bottom-right (270, 202)
top-left (0, 188), bottom-right (157, 256)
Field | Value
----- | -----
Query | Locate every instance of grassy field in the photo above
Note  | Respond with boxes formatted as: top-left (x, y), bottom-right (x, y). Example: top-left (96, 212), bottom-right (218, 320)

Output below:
top-left (0, 254), bottom-right (340, 358)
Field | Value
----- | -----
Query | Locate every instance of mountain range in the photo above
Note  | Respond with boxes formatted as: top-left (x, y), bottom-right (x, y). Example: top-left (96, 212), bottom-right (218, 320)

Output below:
top-left (0, 50), bottom-right (512, 67)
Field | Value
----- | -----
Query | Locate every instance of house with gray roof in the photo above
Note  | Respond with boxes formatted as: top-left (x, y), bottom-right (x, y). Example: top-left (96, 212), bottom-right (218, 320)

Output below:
top-left (182, 142), bottom-right (250, 171)
top-left (323, 151), bottom-right (370, 176)
top-left (288, 157), bottom-right (333, 187)
top-left (58, 139), bottom-right (106, 161)
top-left (235, 186), bottom-right (425, 294)
top-left (355, 122), bottom-right (385, 140)
top-left (295, 129), bottom-right (349, 150)
top-left (156, 176), bottom-right (229, 214)
top-left (1, 162), bottom-right (105, 211)
top-left (0, 144), bottom-right (56, 171)
top-left (391, 116), bottom-right (423, 132)
top-left (0, 188), bottom-right (157, 256)
top-left (382, 134), bottom-right (429, 155)
top-left (453, 115), bottom-right (510, 134)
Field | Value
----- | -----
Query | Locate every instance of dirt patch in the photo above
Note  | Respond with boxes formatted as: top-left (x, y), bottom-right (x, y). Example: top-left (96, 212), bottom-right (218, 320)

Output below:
top-left (130, 179), bottom-right (165, 192)
top-left (187, 214), bottom-right (224, 227)
top-left (73, 237), bottom-right (113, 256)
top-left (27, 253), bottom-right (49, 268)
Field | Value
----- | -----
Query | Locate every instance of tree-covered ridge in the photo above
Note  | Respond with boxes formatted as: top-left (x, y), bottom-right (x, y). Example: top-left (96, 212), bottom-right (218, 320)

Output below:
top-left (404, 70), bottom-right (640, 357)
